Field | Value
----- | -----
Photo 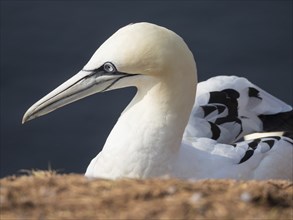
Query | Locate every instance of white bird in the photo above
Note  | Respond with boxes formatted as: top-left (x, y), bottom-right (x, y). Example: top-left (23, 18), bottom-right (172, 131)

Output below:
top-left (22, 22), bottom-right (293, 180)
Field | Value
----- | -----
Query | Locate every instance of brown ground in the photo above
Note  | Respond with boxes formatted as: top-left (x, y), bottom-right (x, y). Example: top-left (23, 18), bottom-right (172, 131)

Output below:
top-left (0, 171), bottom-right (292, 220)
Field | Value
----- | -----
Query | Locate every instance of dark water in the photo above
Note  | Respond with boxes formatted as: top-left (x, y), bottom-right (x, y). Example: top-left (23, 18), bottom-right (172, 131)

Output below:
top-left (1, 1), bottom-right (292, 177)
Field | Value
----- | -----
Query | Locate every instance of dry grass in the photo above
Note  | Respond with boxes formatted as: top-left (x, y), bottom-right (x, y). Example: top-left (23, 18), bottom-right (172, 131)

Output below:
top-left (0, 171), bottom-right (292, 219)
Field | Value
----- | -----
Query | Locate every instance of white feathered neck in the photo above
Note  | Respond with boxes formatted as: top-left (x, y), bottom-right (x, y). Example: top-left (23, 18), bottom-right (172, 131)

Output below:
top-left (85, 24), bottom-right (197, 178)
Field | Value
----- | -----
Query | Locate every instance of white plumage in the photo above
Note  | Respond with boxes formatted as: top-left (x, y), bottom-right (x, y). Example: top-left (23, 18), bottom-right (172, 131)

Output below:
top-left (23, 22), bottom-right (293, 180)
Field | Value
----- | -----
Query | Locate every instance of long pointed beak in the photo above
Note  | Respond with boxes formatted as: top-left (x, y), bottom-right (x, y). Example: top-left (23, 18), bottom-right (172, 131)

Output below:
top-left (22, 69), bottom-right (130, 124)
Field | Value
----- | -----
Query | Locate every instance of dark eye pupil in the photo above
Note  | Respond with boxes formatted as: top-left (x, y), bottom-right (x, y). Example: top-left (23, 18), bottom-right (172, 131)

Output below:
top-left (104, 63), bottom-right (114, 72)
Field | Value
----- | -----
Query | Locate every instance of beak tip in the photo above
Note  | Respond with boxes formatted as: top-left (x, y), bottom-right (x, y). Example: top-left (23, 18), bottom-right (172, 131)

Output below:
top-left (22, 112), bottom-right (33, 124)
top-left (22, 115), bottom-right (28, 124)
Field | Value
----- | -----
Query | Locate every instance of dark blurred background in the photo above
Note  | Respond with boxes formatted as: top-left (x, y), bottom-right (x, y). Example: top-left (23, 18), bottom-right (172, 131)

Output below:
top-left (1, 1), bottom-right (292, 177)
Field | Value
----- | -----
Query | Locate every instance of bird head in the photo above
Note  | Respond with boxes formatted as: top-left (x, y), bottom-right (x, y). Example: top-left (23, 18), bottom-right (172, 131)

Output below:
top-left (22, 22), bottom-right (196, 123)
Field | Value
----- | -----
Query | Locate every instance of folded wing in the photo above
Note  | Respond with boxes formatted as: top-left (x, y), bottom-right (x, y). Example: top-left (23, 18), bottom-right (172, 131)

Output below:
top-left (184, 75), bottom-right (292, 144)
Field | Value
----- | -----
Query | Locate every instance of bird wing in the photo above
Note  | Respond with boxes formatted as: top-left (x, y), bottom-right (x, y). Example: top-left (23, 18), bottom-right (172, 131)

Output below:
top-left (181, 76), bottom-right (292, 179)
top-left (181, 133), bottom-right (293, 179)
top-left (183, 75), bottom-right (292, 144)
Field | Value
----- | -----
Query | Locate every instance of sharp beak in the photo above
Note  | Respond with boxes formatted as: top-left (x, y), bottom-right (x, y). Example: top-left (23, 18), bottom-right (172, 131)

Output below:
top-left (22, 68), bottom-right (132, 124)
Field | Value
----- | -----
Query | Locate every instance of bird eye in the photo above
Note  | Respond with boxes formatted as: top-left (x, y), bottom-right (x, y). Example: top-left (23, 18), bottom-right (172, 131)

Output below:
top-left (103, 62), bottom-right (116, 73)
